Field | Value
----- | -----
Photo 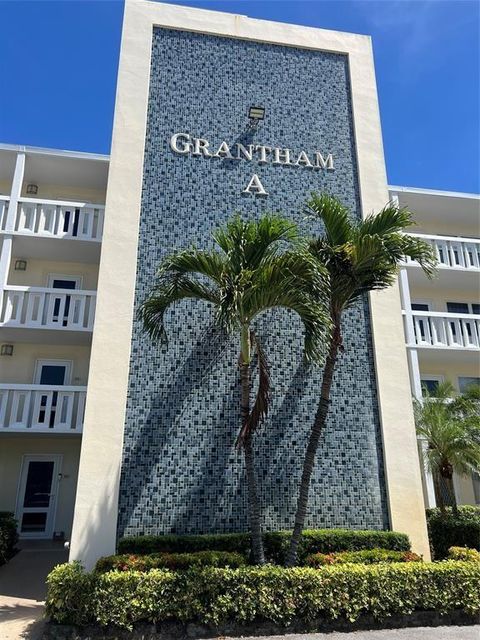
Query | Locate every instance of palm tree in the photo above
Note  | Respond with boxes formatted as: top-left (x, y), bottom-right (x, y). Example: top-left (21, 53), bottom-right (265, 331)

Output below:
top-left (140, 214), bottom-right (330, 564)
top-left (286, 193), bottom-right (437, 566)
top-left (415, 381), bottom-right (480, 514)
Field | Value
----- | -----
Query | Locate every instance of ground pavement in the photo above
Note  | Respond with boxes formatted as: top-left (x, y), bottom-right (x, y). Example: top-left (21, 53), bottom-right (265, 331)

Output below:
top-left (0, 541), bottom-right (67, 640)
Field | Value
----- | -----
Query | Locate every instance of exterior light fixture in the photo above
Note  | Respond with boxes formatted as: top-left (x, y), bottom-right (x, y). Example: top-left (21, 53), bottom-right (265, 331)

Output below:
top-left (14, 259), bottom-right (27, 271)
top-left (26, 183), bottom-right (38, 195)
top-left (248, 106), bottom-right (265, 128)
top-left (1, 344), bottom-right (14, 356)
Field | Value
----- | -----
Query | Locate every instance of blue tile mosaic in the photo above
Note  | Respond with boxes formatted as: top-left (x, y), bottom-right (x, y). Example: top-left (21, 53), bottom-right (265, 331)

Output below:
top-left (117, 27), bottom-right (389, 538)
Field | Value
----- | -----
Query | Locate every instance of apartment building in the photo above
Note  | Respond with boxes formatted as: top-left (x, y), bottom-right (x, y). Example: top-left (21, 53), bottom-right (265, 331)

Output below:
top-left (0, 1), bottom-right (478, 568)
top-left (393, 185), bottom-right (480, 509)
top-left (0, 144), bottom-right (108, 540)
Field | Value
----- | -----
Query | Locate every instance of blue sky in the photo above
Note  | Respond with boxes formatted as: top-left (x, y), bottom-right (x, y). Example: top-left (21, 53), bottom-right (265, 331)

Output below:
top-left (1, 0), bottom-right (478, 193)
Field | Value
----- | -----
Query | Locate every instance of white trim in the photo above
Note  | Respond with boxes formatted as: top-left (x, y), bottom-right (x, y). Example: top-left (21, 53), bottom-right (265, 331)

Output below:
top-left (389, 185), bottom-right (480, 200)
top-left (15, 454), bottom-right (63, 539)
top-left (0, 143), bottom-right (109, 163)
top-left (47, 274), bottom-right (83, 289)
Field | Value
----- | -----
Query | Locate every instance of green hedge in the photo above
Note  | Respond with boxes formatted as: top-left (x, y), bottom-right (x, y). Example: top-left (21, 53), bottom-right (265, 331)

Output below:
top-left (448, 547), bottom-right (480, 562)
top-left (95, 551), bottom-right (246, 573)
top-left (46, 561), bottom-right (480, 630)
top-left (0, 512), bottom-right (18, 566)
top-left (306, 549), bottom-right (422, 567)
top-left (427, 506), bottom-right (480, 559)
top-left (118, 529), bottom-right (410, 563)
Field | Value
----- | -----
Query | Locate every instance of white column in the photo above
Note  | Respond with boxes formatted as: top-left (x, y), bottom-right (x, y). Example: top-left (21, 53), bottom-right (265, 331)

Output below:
top-left (0, 152), bottom-right (25, 291)
top-left (398, 267), bottom-right (436, 508)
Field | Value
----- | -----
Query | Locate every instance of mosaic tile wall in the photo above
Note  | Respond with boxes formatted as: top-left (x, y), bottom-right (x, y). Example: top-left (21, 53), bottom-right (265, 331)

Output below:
top-left (117, 27), bottom-right (389, 537)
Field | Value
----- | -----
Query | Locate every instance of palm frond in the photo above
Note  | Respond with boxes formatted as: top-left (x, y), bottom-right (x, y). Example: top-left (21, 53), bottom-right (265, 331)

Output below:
top-left (357, 203), bottom-right (414, 237)
top-left (160, 248), bottom-right (227, 285)
top-left (139, 274), bottom-right (221, 343)
top-left (306, 193), bottom-right (353, 246)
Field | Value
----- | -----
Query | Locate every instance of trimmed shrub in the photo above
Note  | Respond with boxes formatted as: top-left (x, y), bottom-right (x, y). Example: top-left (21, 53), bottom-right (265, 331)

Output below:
top-left (306, 549), bottom-right (422, 567)
top-left (46, 561), bottom-right (480, 630)
top-left (448, 546), bottom-right (480, 562)
top-left (118, 529), bottom-right (410, 563)
top-left (427, 506), bottom-right (480, 559)
top-left (0, 512), bottom-right (18, 566)
top-left (95, 550), bottom-right (246, 573)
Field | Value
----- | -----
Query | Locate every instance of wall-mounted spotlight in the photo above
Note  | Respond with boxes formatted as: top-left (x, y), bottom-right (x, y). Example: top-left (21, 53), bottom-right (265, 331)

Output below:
top-left (248, 106), bottom-right (265, 128)
top-left (14, 259), bottom-right (27, 271)
top-left (1, 344), bottom-right (14, 356)
top-left (26, 183), bottom-right (38, 195)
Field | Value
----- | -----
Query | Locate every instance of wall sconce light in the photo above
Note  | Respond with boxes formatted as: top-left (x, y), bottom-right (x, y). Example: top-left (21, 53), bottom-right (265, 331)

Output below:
top-left (26, 183), bottom-right (38, 195)
top-left (15, 259), bottom-right (27, 271)
top-left (248, 106), bottom-right (265, 128)
top-left (1, 344), bottom-right (14, 356)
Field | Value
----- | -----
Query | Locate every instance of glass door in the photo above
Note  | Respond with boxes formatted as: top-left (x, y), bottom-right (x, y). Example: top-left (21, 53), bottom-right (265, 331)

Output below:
top-left (16, 455), bottom-right (61, 538)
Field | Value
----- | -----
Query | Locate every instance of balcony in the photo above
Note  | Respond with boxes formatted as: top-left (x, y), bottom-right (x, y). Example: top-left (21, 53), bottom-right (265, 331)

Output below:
top-left (405, 233), bottom-right (480, 270)
top-left (0, 384), bottom-right (86, 433)
top-left (0, 286), bottom-right (96, 344)
top-left (406, 311), bottom-right (480, 350)
top-left (5, 198), bottom-right (105, 242)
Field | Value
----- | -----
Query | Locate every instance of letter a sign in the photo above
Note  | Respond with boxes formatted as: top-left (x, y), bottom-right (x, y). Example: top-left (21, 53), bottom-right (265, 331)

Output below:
top-left (243, 174), bottom-right (268, 196)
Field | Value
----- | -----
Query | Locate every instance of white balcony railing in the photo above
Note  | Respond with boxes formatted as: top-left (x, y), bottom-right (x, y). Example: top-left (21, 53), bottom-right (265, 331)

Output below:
top-left (406, 233), bottom-right (480, 270)
top-left (12, 198), bottom-right (104, 241)
top-left (0, 196), bottom-right (9, 229)
top-left (0, 384), bottom-right (86, 433)
top-left (407, 311), bottom-right (480, 349)
top-left (0, 286), bottom-right (96, 331)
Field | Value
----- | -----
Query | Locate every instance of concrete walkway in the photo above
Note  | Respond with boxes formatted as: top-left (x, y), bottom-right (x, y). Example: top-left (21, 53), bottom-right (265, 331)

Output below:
top-left (231, 628), bottom-right (480, 639)
top-left (0, 541), bottom-right (67, 639)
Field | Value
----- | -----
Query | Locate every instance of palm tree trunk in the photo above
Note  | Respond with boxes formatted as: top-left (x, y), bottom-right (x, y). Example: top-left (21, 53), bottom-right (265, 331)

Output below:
top-left (442, 473), bottom-right (458, 516)
top-left (286, 320), bottom-right (341, 566)
top-left (240, 360), bottom-right (265, 565)
top-left (433, 472), bottom-right (446, 514)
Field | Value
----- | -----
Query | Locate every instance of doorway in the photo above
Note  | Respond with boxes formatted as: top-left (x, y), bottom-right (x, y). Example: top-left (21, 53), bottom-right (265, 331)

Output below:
top-left (16, 455), bottom-right (62, 538)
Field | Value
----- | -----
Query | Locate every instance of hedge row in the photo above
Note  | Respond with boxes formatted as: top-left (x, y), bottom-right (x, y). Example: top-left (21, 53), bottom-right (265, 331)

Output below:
top-left (0, 512), bottom-right (18, 566)
top-left (95, 551), bottom-right (246, 573)
top-left (427, 506), bottom-right (480, 559)
top-left (305, 549), bottom-right (422, 567)
top-left (448, 547), bottom-right (480, 562)
top-left (46, 561), bottom-right (480, 630)
top-left (118, 529), bottom-right (410, 563)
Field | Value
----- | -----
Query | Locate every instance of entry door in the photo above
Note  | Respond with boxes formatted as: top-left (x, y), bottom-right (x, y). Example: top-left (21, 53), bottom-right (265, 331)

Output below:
top-left (16, 455), bottom-right (62, 539)
top-left (47, 275), bottom-right (81, 327)
top-left (34, 360), bottom-right (71, 429)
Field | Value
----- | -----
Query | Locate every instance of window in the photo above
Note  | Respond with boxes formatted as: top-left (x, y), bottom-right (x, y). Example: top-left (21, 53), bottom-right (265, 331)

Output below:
top-left (447, 302), bottom-right (469, 314)
top-left (411, 303), bottom-right (430, 311)
top-left (458, 377), bottom-right (480, 393)
top-left (472, 304), bottom-right (480, 315)
top-left (421, 375), bottom-right (443, 396)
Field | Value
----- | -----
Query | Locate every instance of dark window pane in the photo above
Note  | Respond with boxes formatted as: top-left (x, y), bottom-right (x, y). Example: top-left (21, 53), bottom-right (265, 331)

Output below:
top-left (52, 279), bottom-right (76, 290)
top-left (23, 461), bottom-right (54, 508)
top-left (472, 304), bottom-right (480, 315)
top-left (447, 302), bottom-right (469, 314)
top-left (39, 366), bottom-right (66, 385)
top-left (21, 512), bottom-right (47, 533)
top-left (412, 303), bottom-right (429, 311)
top-left (421, 379), bottom-right (440, 396)
top-left (458, 377), bottom-right (480, 393)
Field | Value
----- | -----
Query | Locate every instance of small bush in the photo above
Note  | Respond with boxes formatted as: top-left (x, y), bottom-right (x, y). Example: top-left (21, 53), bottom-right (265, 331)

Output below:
top-left (306, 548), bottom-right (422, 567)
top-left (427, 506), bottom-right (480, 559)
top-left (46, 561), bottom-right (480, 630)
top-left (448, 546), bottom-right (480, 562)
top-left (0, 512), bottom-right (18, 565)
top-left (95, 550), bottom-right (246, 573)
top-left (118, 529), bottom-right (410, 563)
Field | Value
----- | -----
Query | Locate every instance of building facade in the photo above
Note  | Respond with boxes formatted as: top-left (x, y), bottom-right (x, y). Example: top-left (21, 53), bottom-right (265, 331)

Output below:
top-left (0, 1), bottom-right (477, 568)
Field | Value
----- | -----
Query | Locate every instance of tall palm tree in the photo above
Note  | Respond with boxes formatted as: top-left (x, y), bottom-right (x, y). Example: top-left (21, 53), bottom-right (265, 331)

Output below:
top-left (415, 381), bottom-right (480, 514)
top-left (140, 214), bottom-right (330, 564)
top-left (286, 193), bottom-right (437, 566)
